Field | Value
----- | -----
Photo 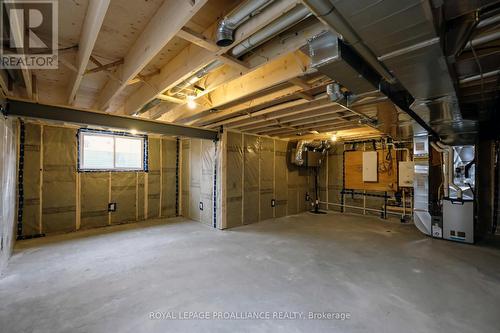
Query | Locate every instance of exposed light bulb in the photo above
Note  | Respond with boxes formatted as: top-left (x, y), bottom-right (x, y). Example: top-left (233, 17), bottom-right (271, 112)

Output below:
top-left (331, 134), bottom-right (338, 142)
top-left (130, 129), bottom-right (138, 135)
top-left (187, 94), bottom-right (196, 109)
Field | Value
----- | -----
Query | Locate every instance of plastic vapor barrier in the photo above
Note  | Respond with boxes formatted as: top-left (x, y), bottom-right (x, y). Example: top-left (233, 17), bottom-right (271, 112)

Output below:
top-left (16, 122), bottom-right (178, 237)
top-left (137, 172), bottom-right (145, 221)
top-left (189, 139), bottom-right (201, 222)
top-left (80, 173), bottom-right (109, 229)
top-left (111, 172), bottom-right (136, 224)
top-left (181, 140), bottom-right (190, 218)
top-left (42, 126), bottom-right (77, 234)
top-left (22, 123), bottom-right (41, 235)
top-left (201, 140), bottom-right (215, 226)
top-left (0, 117), bottom-right (17, 274)
top-left (243, 134), bottom-right (260, 224)
top-left (180, 138), bottom-right (216, 226)
top-left (222, 131), bottom-right (312, 228)
top-left (148, 138), bottom-right (161, 219)
top-left (225, 132), bottom-right (243, 228)
top-left (161, 138), bottom-right (177, 218)
top-left (260, 137), bottom-right (274, 221)
top-left (274, 140), bottom-right (288, 218)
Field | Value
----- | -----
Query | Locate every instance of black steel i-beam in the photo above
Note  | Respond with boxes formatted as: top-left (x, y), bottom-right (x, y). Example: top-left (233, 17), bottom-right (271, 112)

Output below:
top-left (1, 99), bottom-right (219, 141)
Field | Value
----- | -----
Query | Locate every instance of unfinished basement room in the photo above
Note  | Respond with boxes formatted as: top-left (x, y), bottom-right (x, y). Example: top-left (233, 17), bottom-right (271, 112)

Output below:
top-left (1, 0), bottom-right (500, 332)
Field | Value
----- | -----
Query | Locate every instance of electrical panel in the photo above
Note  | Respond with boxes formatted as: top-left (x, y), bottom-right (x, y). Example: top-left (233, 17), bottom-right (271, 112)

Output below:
top-left (362, 151), bottom-right (378, 182)
top-left (398, 161), bottom-right (414, 187)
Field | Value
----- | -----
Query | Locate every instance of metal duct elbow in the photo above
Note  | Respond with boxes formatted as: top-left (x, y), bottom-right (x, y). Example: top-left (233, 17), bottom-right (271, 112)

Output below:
top-left (294, 140), bottom-right (310, 166)
top-left (230, 4), bottom-right (311, 57)
top-left (215, 0), bottom-right (273, 47)
top-left (326, 83), bottom-right (343, 102)
top-left (216, 20), bottom-right (235, 47)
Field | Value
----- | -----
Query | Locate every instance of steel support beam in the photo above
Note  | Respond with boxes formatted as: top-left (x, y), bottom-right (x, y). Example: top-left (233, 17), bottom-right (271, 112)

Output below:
top-left (2, 99), bottom-right (218, 141)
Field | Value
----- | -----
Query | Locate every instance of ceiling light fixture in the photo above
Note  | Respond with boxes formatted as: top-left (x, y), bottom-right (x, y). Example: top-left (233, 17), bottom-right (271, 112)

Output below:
top-left (187, 94), bottom-right (197, 109)
top-left (331, 133), bottom-right (338, 142)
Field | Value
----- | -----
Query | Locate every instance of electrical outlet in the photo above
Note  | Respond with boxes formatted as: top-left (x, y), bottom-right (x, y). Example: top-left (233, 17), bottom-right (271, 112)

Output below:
top-left (199, 202), bottom-right (203, 211)
top-left (108, 203), bottom-right (117, 212)
top-left (271, 199), bottom-right (276, 207)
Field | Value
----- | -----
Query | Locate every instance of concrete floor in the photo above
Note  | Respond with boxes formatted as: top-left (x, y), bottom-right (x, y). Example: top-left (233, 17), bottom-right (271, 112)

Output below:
top-left (1, 212), bottom-right (499, 333)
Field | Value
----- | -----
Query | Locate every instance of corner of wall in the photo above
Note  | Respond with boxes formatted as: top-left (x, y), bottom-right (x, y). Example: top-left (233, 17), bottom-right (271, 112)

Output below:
top-left (0, 117), bottom-right (18, 276)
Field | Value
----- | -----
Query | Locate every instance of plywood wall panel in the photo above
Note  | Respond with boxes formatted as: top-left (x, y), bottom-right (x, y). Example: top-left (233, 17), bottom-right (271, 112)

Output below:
top-left (344, 150), bottom-right (398, 192)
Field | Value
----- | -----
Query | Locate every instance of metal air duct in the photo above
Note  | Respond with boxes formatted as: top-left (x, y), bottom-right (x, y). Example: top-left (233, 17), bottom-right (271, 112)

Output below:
top-left (167, 4), bottom-right (311, 99)
top-left (308, 31), bottom-right (378, 95)
top-left (318, 0), bottom-right (478, 144)
top-left (216, 0), bottom-right (274, 47)
top-left (229, 5), bottom-right (311, 56)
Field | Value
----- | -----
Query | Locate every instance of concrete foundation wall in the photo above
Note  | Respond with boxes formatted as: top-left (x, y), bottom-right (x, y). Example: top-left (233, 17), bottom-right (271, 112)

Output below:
top-left (0, 118), bottom-right (17, 275)
top-left (18, 122), bottom-right (178, 237)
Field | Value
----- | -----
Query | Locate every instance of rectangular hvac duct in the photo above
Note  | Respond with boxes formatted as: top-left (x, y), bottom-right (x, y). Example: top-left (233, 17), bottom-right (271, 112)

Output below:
top-left (328, 0), bottom-right (478, 143)
top-left (330, 0), bottom-right (455, 100)
top-left (308, 31), bottom-right (377, 95)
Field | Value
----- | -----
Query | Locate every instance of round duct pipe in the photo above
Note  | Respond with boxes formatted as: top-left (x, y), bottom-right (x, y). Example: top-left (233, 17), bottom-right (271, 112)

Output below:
top-left (215, 0), bottom-right (273, 47)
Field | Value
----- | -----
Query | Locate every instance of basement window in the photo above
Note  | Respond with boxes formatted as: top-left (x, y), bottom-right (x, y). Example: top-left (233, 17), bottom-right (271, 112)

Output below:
top-left (78, 129), bottom-right (147, 171)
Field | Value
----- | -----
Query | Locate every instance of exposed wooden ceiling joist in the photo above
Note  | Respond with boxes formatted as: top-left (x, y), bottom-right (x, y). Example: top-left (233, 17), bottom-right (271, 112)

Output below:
top-left (192, 77), bottom-right (329, 126)
top-left (187, 84), bottom-right (302, 126)
top-left (162, 50), bottom-right (312, 123)
top-left (260, 118), bottom-right (356, 135)
top-left (125, 0), bottom-right (300, 116)
top-left (272, 122), bottom-right (363, 137)
top-left (68, 0), bottom-right (111, 105)
top-left (237, 106), bottom-right (346, 131)
top-left (252, 113), bottom-right (358, 134)
top-left (95, 0), bottom-right (209, 110)
top-left (0, 70), bottom-right (9, 97)
top-left (279, 126), bottom-right (381, 140)
top-left (8, 4), bottom-right (32, 99)
top-left (208, 94), bottom-right (332, 128)
top-left (176, 27), bottom-right (219, 52)
top-left (158, 19), bottom-right (325, 122)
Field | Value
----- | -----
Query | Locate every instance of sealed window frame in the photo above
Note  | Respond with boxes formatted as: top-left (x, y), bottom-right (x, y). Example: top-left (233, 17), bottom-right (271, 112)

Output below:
top-left (77, 129), bottom-right (148, 172)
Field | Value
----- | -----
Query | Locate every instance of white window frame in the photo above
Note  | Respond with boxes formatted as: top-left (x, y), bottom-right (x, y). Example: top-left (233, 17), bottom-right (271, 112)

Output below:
top-left (78, 130), bottom-right (146, 171)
